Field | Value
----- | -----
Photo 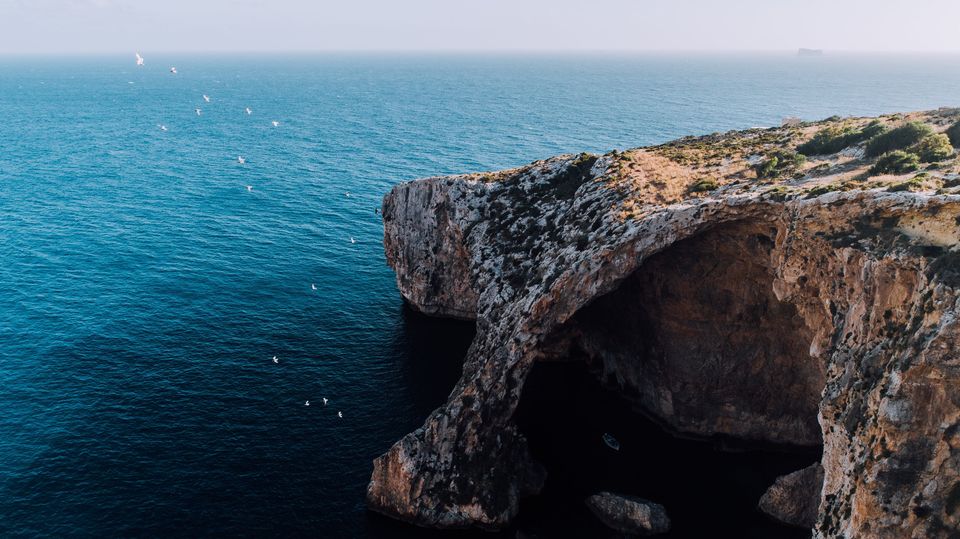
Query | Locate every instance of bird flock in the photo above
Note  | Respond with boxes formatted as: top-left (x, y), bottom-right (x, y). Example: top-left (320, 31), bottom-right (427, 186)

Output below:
top-left (136, 51), bottom-right (346, 420)
top-left (137, 51), bottom-right (362, 242)
top-left (136, 51), bottom-right (279, 189)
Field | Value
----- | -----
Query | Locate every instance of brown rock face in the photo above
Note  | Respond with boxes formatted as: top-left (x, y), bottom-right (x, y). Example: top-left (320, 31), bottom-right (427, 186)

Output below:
top-left (369, 115), bottom-right (960, 537)
top-left (585, 492), bottom-right (671, 536)
top-left (565, 220), bottom-right (823, 445)
top-left (381, 176), bottom-right (480, 319)
top-left (759, 463), bottom-right (825, 529)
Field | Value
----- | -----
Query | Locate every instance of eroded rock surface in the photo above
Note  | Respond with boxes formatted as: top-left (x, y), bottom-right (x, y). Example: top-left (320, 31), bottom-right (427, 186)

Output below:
top-left (585, 492), bottom-right (671, 536)
top-left (369, 110), bottom-right (960, 537)
top-left (759, 462), bottom-right (825, 529)
top-left (381, 177), bottom-right (480, 319)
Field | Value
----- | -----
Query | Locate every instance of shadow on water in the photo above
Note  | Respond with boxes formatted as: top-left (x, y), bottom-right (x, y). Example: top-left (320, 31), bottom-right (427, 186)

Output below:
top-left (393, 304), bottom-right (477, 415)
top-left (512, 361), bottom-right (821, 538)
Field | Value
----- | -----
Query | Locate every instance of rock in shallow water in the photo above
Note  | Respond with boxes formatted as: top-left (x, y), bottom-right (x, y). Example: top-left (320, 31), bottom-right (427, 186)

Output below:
top-left (758, 462), bottom-right (824, 529)
top-left (585, 492), bottom-right (671, 536)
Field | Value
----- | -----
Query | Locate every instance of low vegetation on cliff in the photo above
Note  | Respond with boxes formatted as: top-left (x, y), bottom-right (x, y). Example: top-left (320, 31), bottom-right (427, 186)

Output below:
top-left (460, 109), bottom-right (960, 214)
top-left (633, 108), bottom-right (960, 214)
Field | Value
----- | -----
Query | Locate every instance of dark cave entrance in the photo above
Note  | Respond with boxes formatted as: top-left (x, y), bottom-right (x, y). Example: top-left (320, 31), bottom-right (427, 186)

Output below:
top-left (512, 221), bottom-right (825, 537)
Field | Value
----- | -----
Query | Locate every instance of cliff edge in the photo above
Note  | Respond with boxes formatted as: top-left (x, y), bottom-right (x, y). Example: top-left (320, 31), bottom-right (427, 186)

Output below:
top-left (370, 109), bottom-right (960, 538)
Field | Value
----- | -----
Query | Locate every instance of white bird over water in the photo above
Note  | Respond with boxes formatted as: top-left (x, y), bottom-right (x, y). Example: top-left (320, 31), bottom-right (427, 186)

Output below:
top-left (245, 107), bottom-right (252, 115)
top-left (272, 356), bottom-right (278, 364)
top-left (238, 156), bottom-right (246, 164)
top-left (350, 237), bottom-right (356, 244)
top-left (322, 397), bottom-right (328, 406)
top-left (170, 66), bottom-right (177, 74)
top-left (337, 411), bottom-right (343, 418)
top-left (135, 52), bottom-right (144, 66)
top-left (195, 108), bottom-right (202, 116)
top-left (271, 120), bottom-right (280, 127)
top-left (158, 124), bottom-right (168, 131)
top-left (246, 185), bottom-right (253, 192)
top-left (311, 283), bottom-right (317, 291)
top-left (344, 192), bottom-right (351, 197)
top-left (305, 400), bottom-right (310, 406)
top-left (203, 94), bottom-right (211, 103)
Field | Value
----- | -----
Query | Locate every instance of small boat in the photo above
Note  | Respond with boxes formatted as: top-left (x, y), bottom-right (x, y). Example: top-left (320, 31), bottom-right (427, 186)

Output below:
top-left (602, 432), bottom-right (620, 451)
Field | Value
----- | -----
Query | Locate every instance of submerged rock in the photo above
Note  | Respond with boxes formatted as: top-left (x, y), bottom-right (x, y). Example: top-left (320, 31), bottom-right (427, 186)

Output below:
top-left (758, 463), bottom-right (824, 529)
top-left (369, 109), bottom-right (960, 537)
top-left (586, 492), bottom-right (671, 536)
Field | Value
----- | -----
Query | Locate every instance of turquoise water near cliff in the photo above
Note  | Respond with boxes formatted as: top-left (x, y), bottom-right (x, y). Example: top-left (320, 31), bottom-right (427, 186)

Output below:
top-left (2, 53), bottom-right (960, 537)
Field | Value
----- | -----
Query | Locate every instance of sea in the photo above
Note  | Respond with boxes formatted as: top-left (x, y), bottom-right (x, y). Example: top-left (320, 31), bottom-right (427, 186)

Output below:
top-left (2, 52), bottom-right (959, 538)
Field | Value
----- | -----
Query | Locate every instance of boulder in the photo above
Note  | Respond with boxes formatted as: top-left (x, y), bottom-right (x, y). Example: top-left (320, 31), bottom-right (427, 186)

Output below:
top-left (585, 492), bottom-right (671, 536)
top-left (758, 463), bottom-right (824, 529)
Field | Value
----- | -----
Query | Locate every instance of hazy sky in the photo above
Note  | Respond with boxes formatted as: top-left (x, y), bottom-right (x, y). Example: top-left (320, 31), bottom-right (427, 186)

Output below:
top-left (2, 0), bottom-right (959, 54)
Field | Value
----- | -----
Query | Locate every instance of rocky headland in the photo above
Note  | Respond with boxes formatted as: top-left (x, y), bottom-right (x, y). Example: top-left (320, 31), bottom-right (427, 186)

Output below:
top-left (368, 109), bottom-right (960, 537)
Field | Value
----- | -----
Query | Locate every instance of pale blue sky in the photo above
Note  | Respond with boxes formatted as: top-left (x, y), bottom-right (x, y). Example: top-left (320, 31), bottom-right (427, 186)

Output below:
top-left (1, 0), bottom-right (959, 54)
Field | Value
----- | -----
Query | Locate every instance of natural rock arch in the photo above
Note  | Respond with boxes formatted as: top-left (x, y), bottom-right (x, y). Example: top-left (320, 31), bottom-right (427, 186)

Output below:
top-left (544, 219), bottom-right (825, 447)
top-left (370, 147), bottom-right (960, 538)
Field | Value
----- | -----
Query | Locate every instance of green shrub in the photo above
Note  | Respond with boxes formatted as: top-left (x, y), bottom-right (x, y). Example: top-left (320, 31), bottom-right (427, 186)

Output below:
top-left (806, 185), bottom-right (834, 198)
top-left (797, 120), bottom-right (887, 156)
top-left (887, 173), bottom-right (930, 192)
top-left (755, 156), bottom-right (779, 178)
top-left (573, 152), bottom-right (596, 165)
top-left (860, 120), bottom-right (889, 140)
top-left (947, 120), bottom-right (960, 148)
top-left (870, 150), bottom-right (921, 175)
top-left (865, 121), bottom-right (933, 157)
top-left (690, 178), bottom-right (719, 192)
top-left (755, 150), bottom-right (806, 178)
top-left (915, 134), bottom-right (954, 162)
top-left (797, 127), bottom-right (851, 155)
top-left (765, 186), bottom-right (793, 201)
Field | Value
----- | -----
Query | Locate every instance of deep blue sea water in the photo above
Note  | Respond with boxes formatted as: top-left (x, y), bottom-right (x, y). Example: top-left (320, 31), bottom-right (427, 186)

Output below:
top-left (2, 53), bottom-right (960, 538)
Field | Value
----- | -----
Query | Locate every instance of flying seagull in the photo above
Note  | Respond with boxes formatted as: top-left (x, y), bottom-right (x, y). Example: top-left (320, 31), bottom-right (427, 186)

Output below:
top-left (246, 185), bottom-right (253, 192)
top-left (271, 120), bottom-right (280, 127)
top-left (245, 107), bottom-right (252, 115)
top-left (272, 356), bottom-right (278, 364)
top-left (337, 411), bottom-right (343, 418)
top-left (322, 397), bottom-right (328, 406)
top-left (305, 400), bottom-right (310, 406)
top-left (170, 67), bottom-right (177, 74)
top-left (195, 108), bottom-right (202, 116)
top-left (135, 52), bottom-right (144, 66)
top-left (311, 284), bottom-right (317, 291)
top-left (203, 94), bottom-right (211, 103)
top-left (158, 124), bottom-right (167, 131)
top-left (237, 156), bottom-right (246, 164)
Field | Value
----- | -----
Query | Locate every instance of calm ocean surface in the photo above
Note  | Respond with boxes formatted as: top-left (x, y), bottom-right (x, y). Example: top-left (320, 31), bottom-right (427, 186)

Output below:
top-left (2, 53), bottom-right (960, 537)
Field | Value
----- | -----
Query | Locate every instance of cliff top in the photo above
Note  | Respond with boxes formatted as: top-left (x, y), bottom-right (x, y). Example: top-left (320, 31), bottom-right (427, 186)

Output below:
top-left (458, 108), bottom-right (960, 220)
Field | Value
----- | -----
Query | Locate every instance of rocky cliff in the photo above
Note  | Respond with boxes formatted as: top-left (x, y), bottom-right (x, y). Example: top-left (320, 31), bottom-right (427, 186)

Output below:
top-left (369, 109), bottom-right (960, 537)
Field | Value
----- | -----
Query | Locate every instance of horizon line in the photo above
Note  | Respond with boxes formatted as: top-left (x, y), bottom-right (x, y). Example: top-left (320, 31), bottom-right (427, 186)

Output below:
top-left (4, 48), bottom-right (960, 56)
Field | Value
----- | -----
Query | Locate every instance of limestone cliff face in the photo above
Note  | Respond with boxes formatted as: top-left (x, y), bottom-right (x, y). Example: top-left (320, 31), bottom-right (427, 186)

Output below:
top-left (369, 111), bottom-right (960, 537)
top-left (381, 177), bottom-right (480, 319)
